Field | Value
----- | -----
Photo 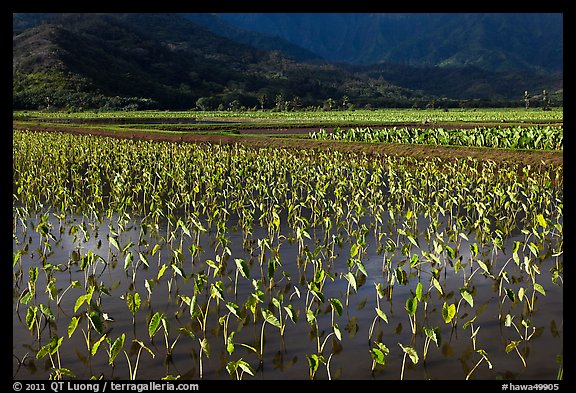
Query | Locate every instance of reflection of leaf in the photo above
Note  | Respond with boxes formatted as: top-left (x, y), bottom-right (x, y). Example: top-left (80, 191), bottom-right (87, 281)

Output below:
top-left (550, 320), bottom-right (559, 338)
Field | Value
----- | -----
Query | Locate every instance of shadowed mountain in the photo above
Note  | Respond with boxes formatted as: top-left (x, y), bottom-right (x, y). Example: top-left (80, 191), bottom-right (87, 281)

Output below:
top-left (12, 13), bottom-right (562, 110)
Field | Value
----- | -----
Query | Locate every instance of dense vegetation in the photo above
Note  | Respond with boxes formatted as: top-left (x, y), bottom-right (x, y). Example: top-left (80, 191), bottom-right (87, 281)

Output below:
top-left (13, 129), bottom-right (563, 380)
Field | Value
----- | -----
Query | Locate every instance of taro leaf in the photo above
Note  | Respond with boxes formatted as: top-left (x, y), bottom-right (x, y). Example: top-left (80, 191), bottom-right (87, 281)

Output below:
top-left (151, 243), bottom-right (162, 257)
top-left (134, 339), bottom-right (155, 359)
top-left (470, 242), bottom-right (479, 258)
top-left (124, 251), bottom-right (133, 271)
top-left (37, 336), bottom-right (63, 359)
top-left (505, 314), bottom-right (514, 327)
top-left (534, 283), bottom-right (546, 296)
top-left (25, 306), bottom-right (37, 331)
top-left (407, 235), bottom-right (419, 249)
top-left (505, 340), bottom-right (522, 354)
top-left (89, 311), bottom-right (104, 335)
top-left (13, 251), bottom-right (21, 267)
top-left (262, 309), bottom-right (282, 329)
top-left (68, 316), bottom-right (79, 338)
top-left (91, 334), bottom-right (107, 356)
top-left (415, 282), bottom-right (423, 302)
top-left (375, 307), bottom-right (389, 323)
top-left (442, 302), bottom-right (456, 324)
top-left (306, 309), bottom-right (316, 325)
top-left (126, 292), bottom-right (141, 314)
top-left (149, 312), bottom-right (163, 338)
top-left (171, 264), bottom-right (184, 278)
top-left (226, 302), bottom-right (240, 318)
top-left (406, 209), bottom-right (413, 220)
top-left (157, 264), bottom-right (168, 280)
top-left (410, 254), bottom-right (419, 269)
top-left (536, 213), bottom-right (547, 229)
top-left (39, 304), bottom-right (55, 320)
top-left (460, 288), bottom-right (474, 308)
top-left (370, 347), bottom-right (386, 366)
top-left (53, 368), bottom-right (76, 379)
top-left (350, 243), bottom-right (360, 258)
top-left (306, 353), bottom-right (324, 374)
top-left (284, 304), bottom-right (297, 324)
top-left (398, 343), bottom-right (419, 364)
top-left (395, 267), bottom-right (407, 285)
top-left (29, 266), bottom-right (38, 284)
top-left (108, 235), bottom-right (120, 252)
top-left (405, 297), bottom-right (417, 316)
top-left (334, 323), bottom-right (342, 341)
top-left (178, 327), bottom-right (195, 339)
top-left (423, 326), bottom-right (441, 347)
top-left (234, 258), bottom-right (250, 279)
top-left (237, 359), bottom-right (255, 376)
top-left (210, 282), bottom-right (224, 301)
top-left (328, 298), bottom-right (343, 317)
top-left (138, 252), bottom-right (149, 268)
top-left (445, 244), bottom-right (456, 260)
top-left (477, 260), bottom-right (491, 275)
top-left (518, 287), bottom-right (526, 302)
top-left (21, 289), bottom-right (33, 305)
top-left (506, 288), bottom-right (516, 303)
top-left (528, 243), bottom-right (539, 258)
top-left (200, 337), bottom-right (210, 358)
top-left (226, 331), bottom-right (235, 355)
top-left (344, 271), bottom-right (357, 292)
top-left (462, 315), bottom-right (477, 330)
top-left (431, 277), bottom-right (443, 295)
top-left (355, 259), bottom-right (368, 277)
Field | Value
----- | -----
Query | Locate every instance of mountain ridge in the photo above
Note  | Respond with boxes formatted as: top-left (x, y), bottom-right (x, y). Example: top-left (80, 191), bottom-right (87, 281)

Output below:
top-left (12, 13), bottom-right (563, 111)
top-left (217, 13), bottom-right (563, 73)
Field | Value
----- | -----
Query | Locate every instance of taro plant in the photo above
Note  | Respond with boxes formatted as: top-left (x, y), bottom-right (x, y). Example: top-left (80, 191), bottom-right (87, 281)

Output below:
top-left (398, 343), bottom-right (419, 380)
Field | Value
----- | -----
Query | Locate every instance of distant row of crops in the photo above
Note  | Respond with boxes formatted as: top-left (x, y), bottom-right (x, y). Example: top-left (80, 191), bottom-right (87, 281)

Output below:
top-left (13, 108), bottom-right (563, 125)
top-left (309, 125), bottom-right (563, 150)
top-left (13, 129), bottom-right (562, 380)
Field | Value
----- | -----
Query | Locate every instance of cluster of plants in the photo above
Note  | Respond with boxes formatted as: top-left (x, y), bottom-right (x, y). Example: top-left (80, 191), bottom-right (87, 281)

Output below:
top-left (13, 130), bottom-right (562, 380)
top-left (309, 125), bottom-right (563, 150)
top-left (13, 107), bottom-right (563, 124)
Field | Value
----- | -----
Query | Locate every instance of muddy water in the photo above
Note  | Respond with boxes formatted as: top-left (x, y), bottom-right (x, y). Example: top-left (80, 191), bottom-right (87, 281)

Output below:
top-left (12, 213), bottom-right (562, 380)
